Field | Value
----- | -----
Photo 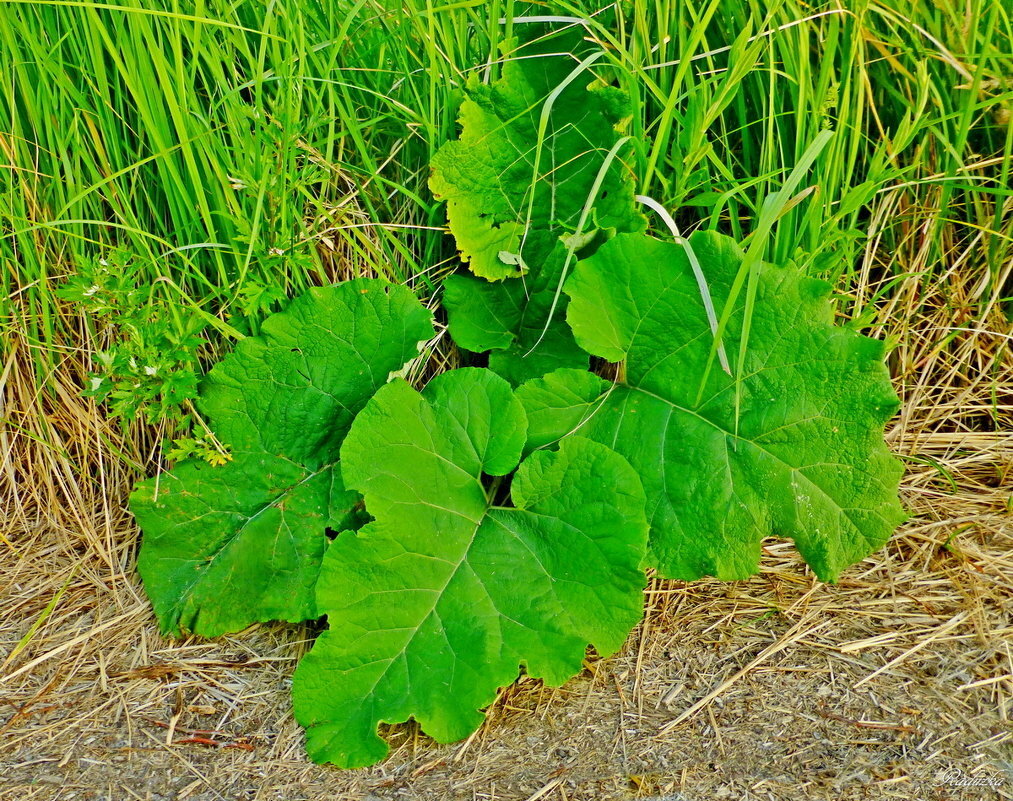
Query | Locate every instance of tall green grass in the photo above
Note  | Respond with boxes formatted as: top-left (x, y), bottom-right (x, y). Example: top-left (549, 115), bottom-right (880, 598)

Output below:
top-left (2, 0), bottom-right (1010, 415)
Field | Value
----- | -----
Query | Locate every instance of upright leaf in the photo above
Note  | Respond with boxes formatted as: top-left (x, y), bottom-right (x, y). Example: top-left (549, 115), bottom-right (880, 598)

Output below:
top-left (292, 368), bottom-right (649, 767)
top-left (431, 30), bottom-right (645, 382)
top-left (517, 231), bottom-right (905, 581)
top-left (130, 279), bottom-right (435, 637)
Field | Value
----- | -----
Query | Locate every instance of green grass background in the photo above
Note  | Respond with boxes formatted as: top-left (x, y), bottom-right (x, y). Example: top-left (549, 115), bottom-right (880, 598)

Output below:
top-left (1, 0), bottom-right (1010, 446)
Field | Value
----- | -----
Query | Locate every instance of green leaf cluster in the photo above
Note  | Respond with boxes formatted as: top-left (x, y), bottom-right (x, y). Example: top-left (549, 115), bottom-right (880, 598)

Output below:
top-left (430, 28), bottom-right (646, 384)
top-left (130, 27), bottom-right (904, 770)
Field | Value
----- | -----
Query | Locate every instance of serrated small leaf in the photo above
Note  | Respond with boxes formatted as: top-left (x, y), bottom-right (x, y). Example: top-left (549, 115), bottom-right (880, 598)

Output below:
top-left (431, 30), bottom-right (645, 381)
top-left (517, 231), bottom-right (905, 581)
top-left (130, 279), bottom-right (435, 637)
top-left (429, 38), bottom-right (640, 279)
top-left (292, 368), bottom-right (648, 767)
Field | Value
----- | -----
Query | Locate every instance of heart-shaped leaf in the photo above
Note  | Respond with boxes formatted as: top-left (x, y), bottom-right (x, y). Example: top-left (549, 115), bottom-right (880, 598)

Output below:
top-left (130, 279), bottom-right (435, 636)
top-left (517, 231), bottom-right (905, 581)
top-left (292, 368), bottom-right (648, 767)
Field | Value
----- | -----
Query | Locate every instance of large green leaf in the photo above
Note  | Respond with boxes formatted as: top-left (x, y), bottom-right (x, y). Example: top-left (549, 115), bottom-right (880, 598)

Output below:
top-left (292, 368), bottom-right (649, 767)
top-left (431, 30), bottom-right (645, 382)
top-left (130, 279), bottom-right (435, 637)
top-left (517, 231), bottom-right (905, 581)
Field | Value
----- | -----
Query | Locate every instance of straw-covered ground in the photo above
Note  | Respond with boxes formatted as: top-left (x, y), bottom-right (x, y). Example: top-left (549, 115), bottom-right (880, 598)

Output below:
top-left (2, 180), bottom-right (1011, 801)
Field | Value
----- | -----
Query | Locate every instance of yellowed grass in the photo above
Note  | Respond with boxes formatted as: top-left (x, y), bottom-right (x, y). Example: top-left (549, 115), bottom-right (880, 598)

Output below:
top-left (1, 186), bottom-right (1011, 800)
